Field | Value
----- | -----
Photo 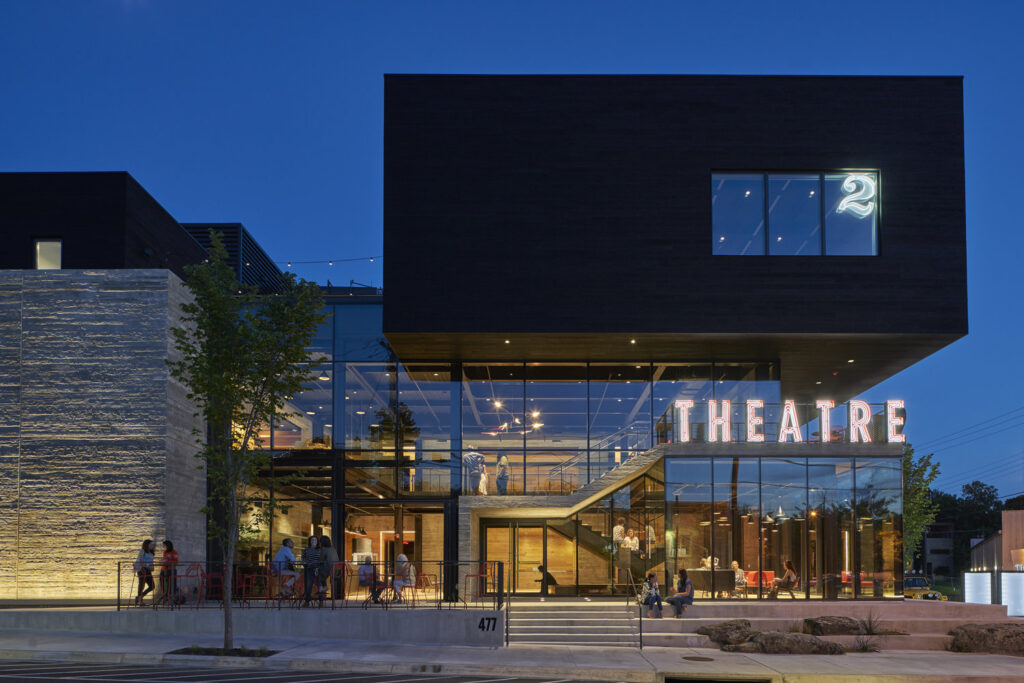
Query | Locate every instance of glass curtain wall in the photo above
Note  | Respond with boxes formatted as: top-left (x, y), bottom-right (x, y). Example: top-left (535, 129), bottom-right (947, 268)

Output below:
top-left (667, 455), bottom-right (901, 600)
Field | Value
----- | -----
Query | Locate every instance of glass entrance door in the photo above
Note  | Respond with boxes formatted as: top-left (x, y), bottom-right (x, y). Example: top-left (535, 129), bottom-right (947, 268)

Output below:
top-left (484, 522), bottom-right (545, 595)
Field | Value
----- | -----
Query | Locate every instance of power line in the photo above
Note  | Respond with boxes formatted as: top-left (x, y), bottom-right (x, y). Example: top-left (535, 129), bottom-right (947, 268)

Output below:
top-left (924, 418), bottom-right (1024, 455)
top-left (276, 256), bottom-right (383, 268)
top-left (913, 404), bottom-right (1024, 451)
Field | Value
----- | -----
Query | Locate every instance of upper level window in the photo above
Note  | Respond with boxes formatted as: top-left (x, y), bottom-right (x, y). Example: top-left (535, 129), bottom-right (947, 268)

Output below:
top-left (34, 239), bottom-right (62, 269)
top-left (713, 172), bottom-right (878, 256)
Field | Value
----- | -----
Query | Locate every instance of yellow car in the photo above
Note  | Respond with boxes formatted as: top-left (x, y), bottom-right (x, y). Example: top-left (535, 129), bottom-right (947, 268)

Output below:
top-left (904, 576), bottom-right (947, 600)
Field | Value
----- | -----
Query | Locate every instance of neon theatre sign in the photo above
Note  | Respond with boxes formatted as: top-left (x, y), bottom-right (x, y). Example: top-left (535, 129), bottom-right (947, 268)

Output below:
top-left (672, 399), bottom-right (905, 444)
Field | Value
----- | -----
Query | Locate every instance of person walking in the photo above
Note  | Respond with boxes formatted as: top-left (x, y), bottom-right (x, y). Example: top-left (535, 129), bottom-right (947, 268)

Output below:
top-left (301, 535), bottom-right (322, 606)
top-left (133, 539), bottom-right (155, 606)
top-left (318, 535), bottom-right (340, 601)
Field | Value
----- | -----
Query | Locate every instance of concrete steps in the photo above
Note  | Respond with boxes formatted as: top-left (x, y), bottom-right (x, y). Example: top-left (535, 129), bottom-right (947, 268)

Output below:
top-left (509, 599), bottom-right (1022, 651)
top-left (507, 600), bottom-right (639, 646)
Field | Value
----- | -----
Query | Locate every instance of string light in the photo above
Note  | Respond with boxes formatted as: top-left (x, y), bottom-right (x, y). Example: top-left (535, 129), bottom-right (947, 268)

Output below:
top-left (276, 255), bottom-right (382, 268)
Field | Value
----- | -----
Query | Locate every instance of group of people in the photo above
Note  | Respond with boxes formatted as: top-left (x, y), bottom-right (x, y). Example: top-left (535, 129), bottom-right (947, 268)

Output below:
top-left (640, 568), bottom-right (693, 618)
top-left (271, 535), bottom-right (341, 606)
top-left (356, 554), bottom-right (416, 603)
top-left (132, 539), bottom-right (178, 606)
top-left (464, 452), bottom-right (511, 496)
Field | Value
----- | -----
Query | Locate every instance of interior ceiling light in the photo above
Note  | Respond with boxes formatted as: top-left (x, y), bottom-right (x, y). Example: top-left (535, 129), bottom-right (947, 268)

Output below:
top-left (630, 338), bottom-right (636, 344)
top-left (815, 381), bottom-right (822, 385)
top-left (318, 374), bottom-right (329, 381)
top-left (493, 401), bottom-right (503, 408)
top-left (355, 411), bottom-right (365, 415)
top-left (306, 411), bottom-right (315, 415)
top-left (531, 410), bottom-right (540, 418)
top-left (848, 359), bottom-right (855, 363)
top-left (504, 339), bottom-right (510, 344)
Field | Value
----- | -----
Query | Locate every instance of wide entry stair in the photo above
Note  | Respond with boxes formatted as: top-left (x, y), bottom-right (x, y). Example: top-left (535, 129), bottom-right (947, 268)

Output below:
top-left (507, 599), bottom-right (640, 647)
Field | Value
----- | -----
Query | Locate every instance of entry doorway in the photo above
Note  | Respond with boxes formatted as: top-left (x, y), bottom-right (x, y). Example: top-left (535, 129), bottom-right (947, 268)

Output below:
top-left (483, 521), bottom-right (578, 596)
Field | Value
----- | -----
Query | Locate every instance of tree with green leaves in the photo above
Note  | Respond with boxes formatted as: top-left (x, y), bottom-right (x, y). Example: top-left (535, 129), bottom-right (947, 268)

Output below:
top-left (169, 232), bottom-right (325, 650)
top-left (902, 445), bottom-right (940, 570)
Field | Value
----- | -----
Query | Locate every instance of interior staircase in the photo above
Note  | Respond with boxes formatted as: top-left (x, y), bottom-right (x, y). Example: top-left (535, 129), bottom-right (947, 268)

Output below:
top-left (506, 599), bottom-right (640, 647)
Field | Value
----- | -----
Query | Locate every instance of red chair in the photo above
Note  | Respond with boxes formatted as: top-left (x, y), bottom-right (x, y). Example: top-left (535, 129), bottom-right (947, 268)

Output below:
top-left (204, 570), bottom-right (225, 606)
top-left (240, 564), bottom-right (270, 607)
top-left (463, 562), bottom-right (489, 604)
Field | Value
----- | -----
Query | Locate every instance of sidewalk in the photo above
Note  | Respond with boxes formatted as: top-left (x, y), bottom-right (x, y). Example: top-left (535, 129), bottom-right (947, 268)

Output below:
top-left (0, 629), bottom-right (1022, 682)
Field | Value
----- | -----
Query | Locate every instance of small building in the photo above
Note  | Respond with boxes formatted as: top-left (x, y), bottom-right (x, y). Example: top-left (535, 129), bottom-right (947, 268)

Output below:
top-left (971, 511), bottom-right (1024, 572)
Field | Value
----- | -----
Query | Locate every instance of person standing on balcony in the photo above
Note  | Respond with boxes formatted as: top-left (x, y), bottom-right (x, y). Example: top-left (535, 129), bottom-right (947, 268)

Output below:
top-left (496, 453), bottom-right (510, 495)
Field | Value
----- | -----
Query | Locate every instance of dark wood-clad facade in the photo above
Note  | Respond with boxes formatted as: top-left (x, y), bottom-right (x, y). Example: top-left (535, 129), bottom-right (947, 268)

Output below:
top-left (382, 75), bottom-right (967, 399)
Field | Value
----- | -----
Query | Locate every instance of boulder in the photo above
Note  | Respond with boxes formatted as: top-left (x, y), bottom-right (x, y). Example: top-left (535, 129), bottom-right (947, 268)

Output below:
top-left (949, 623), bottom-right (1024, 656)
top-left (731, 631), bottom-right (843, 655)
top-left (696, 619), bottom-right (752, 645)
top-left (803, 615), bottom-right (864, 636)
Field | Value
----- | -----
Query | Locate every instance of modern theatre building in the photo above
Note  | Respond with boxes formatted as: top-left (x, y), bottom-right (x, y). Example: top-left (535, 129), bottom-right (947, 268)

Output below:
top-left (0, 75), bottom-right (966, 602)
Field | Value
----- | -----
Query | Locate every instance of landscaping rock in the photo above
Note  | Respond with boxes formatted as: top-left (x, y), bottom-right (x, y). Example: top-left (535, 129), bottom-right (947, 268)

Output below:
top-left (949, 623), bottom-right (1024, 656)
top-left (696, 619), bottom-right (752, 645)
top-left (726, 631), bottom-right (843, 655)
top-left (803, 615), bottom-right (864, 636)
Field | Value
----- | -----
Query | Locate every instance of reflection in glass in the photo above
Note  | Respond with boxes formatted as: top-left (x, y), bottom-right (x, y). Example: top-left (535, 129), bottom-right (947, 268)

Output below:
top-left (768, 175), bottom-right (821, 255)
top-left (825, 173), bottom-right (878, 255)
top-left (712, 174), bottom-right (765, 255)
top-left (665, 458), bottom-right (712, 595)
top-left (712, 457), bottom-right (759, 598)
top-left (342, 363), bottom-right (395, 452)
top-left (526, 450), bottom-right (584, 495)
top-left (589, 364), bottom-right (652, 478)
top-left (808, 457), bottom-right (854, 598)
top-left (273, 366), bottom-right (333, 450)
top-left (761, 457), bottom-right (807, 599)
top-left (334, 304), bottom-right (389, 361)
top-left (398, 364), bottom-right (455, 451)
top-left (308, 308), bottom-right (333, 361)
top-left (399, 452), bottom-right (453, 496)
top-left (654, 365), bottom-right (713, 444)
top-left (526, 364), bottom-right (587, 449)
top-left (855, 458), bottom-right (902, 597)
top-left (462, 364), bottom-right (524, 450)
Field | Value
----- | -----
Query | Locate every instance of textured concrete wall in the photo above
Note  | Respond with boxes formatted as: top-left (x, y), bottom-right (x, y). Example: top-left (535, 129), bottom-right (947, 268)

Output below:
top-left (0, 270), bottom-right (205, 599)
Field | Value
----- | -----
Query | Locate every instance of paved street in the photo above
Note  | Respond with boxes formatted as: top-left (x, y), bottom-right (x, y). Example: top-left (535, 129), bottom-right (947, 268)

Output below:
top-left (0, 662), bottom-right (618, 683)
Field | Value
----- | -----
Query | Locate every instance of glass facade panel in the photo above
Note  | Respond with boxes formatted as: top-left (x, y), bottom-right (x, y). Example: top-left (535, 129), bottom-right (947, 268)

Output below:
top-left (808, 457), bottom-right (855, 598)
top-left (398, 364), bottom-right (456, 451)
top-left (464, 449), bottom-right (522, 496)
top-left (665, 458), bottom-right (713, 595)
top-left (654, 364), bottom-right (713, 444)
top-left (399, 452), bottom-right (453, 496)
top-left (525, 364), bottom-right (587, 449)
top-left (334, 304), bottom-right (389, 360)
top-left (855, 458), bottom-right (902, 597)
top-left (589, 364), bottom-right (652, 478)
top-left (273, 366), bottom-right (333, 450)
top-left (761, 457), bottom-right (807, 598)
top-left (712, 174), bottom-right (765, 255)
top-left (525, 450), bottom-right (584, 496)
top-left (462, 364), bottom-right (524, 451)
top-left (308, 308), bottom-right (333, 362)
top-left (341, 363), bottom-right (395, 452)
top-left (343, 460), bottom-right (397, 499)
top-left (825, 172), bottom-right (878, 255)
top-left (712, 457), bottom-right (759, 597)
top-left (768, 175), bottom-right (822, 255)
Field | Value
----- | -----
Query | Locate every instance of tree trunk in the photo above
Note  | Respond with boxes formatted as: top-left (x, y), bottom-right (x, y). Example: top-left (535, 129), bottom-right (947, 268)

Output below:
top-left (224, 494), bottom-right (236, 650)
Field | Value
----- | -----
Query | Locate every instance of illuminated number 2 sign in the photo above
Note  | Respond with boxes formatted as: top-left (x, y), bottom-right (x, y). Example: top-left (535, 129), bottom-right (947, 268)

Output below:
top-left (836, 174), bottom-right (877, 218)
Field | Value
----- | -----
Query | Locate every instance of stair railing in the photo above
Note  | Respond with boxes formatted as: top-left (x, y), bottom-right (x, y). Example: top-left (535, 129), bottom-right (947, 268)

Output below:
top-left (546, 420), bottom-right (652, 487)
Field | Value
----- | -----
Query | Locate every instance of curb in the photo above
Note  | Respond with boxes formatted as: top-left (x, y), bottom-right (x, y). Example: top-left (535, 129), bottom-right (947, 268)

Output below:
top-left (0, 649), bottom-right (658, 682)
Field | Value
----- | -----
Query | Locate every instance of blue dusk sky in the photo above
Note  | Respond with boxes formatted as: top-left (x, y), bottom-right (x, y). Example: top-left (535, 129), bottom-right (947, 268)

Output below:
top-left (2, 1), bottom-right (1021, 499)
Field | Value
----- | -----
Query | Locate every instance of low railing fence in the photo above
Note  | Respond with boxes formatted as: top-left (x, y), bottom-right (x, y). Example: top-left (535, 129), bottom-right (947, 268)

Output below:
top-left (117, 560), bottom-right (505, 612)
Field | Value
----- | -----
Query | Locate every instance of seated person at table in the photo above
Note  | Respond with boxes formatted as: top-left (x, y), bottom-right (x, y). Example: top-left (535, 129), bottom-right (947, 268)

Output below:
top-left (769, 560), bottom-right (798, 598)
top-left (358, 556), bottom-right (384, 603)
top-left (666, 568), bottom-right (693, 617)
top-left (271, 538), bottom-right (298, 597)
top-left (730, 560), bottom-right (747, 597)
top-left (393, 553), bottom-right (416, 602)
